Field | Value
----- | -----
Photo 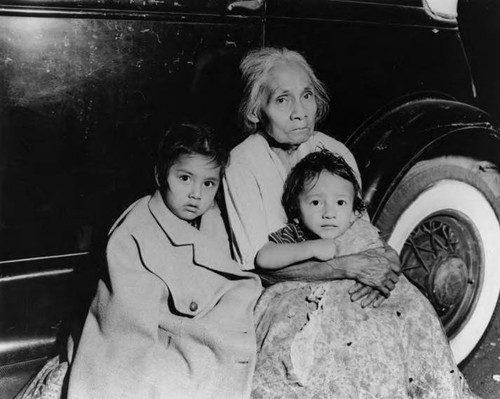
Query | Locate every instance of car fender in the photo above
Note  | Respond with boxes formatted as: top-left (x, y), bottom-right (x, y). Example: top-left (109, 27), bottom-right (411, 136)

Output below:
top-left (348, 97), bottom-right (500, 221)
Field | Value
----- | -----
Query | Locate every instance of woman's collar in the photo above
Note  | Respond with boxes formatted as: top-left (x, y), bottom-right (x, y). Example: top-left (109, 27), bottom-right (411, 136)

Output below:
top-left (258, 131), bottom-right (301, 154)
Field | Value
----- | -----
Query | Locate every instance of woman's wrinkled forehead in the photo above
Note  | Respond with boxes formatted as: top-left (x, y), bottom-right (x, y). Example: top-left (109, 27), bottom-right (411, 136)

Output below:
top-left (261, 60), bottom-right (312, 102)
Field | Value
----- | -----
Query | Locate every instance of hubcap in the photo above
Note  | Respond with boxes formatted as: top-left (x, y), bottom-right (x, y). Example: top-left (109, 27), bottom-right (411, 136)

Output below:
top-left (430, 256), bottom-right (468, 308)
top-left (400, 212), bottom-right (482, 338)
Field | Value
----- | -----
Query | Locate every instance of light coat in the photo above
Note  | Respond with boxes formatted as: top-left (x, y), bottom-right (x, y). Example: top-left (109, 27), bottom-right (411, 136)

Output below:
top-left (67, 191), bottom-right (262, 399)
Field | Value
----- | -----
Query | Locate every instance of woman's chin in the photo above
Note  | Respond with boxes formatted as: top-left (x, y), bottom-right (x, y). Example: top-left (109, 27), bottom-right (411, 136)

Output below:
top-left (281, 131), bottom-right (313, 148)
top-left (291, 129), bottom-right (313, 141)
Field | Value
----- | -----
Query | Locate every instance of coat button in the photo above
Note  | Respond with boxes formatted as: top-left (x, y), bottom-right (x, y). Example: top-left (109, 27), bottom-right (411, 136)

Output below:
top-left (189, 301), bottom-right (198, 312)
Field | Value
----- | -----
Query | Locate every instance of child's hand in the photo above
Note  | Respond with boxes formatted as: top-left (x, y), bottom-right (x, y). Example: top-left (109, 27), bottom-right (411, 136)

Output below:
top-left (309, 239), bottom-right (337, 261)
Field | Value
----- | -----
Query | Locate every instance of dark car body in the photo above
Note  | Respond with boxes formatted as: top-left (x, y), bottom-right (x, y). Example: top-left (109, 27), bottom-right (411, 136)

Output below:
top-left (2, 0), bottom-right (500, 397)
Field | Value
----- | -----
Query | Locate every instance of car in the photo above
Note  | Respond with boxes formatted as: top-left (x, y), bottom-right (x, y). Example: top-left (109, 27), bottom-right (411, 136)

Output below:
top-left (1, 0), bottom-right (500, 396)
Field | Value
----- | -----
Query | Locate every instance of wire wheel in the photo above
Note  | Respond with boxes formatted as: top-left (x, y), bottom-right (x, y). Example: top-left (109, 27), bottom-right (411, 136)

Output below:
top-left (401, 212), bottom-right (482, 338)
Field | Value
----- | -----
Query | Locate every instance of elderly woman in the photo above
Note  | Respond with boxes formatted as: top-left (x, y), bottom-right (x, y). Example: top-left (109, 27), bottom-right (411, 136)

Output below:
top-left (224, 46), bottom-right (398, 305)
top-left (224, 47), bottom-right (480, 398)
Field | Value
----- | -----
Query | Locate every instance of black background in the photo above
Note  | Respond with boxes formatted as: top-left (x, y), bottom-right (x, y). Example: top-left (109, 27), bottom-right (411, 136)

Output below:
top-left (459, 0), bottom-right (500, 123)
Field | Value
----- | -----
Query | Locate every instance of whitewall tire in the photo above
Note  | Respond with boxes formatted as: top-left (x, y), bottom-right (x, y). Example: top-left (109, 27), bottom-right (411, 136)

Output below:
top-left (377, 156), bottom-right (500, 363)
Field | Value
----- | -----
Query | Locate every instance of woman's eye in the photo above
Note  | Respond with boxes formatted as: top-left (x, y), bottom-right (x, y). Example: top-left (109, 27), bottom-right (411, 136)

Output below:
top-left (276, 96), bottom-right (287, 104)
top-left (304, 91), bottom-right (313, 100)
top-left (179, 175), bottom-right (190, 182)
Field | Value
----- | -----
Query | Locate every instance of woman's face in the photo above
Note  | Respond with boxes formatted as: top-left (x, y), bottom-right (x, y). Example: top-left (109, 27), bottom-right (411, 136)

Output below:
top-left (261, 61), bottom-right (317, 147)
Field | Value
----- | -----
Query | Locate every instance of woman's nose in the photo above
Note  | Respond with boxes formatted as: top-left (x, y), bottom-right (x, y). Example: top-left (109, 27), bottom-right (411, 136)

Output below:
top-left (291, 99), bottom-right (307, 120)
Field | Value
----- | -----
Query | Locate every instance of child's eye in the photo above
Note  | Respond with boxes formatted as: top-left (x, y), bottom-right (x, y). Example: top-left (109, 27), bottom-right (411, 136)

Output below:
top-left (337, 200), bottom-right (346, 206)
top-left (179, 175), bottom-right (190, 182)
top-left (311, 200), bottom-right (321, 206)
top-left (204, 180), bottom-right (217, 188)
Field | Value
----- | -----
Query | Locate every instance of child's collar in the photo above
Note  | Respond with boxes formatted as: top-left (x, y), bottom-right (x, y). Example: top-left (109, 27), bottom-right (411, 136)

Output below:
top-left (292, 220), bottom-right (320, 241)
top-left (147, 191), bottom-right (250, 277)
top-left (148, 190), bottom-right (200, 246)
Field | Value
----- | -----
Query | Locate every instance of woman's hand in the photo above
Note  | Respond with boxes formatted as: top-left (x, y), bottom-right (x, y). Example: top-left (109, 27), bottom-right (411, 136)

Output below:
top-left (346, 247), bottom-right (400, 295)
top-left (348, 283), bottom-right (386, 308)
top-left (346, 244), bottom-right (401, 307)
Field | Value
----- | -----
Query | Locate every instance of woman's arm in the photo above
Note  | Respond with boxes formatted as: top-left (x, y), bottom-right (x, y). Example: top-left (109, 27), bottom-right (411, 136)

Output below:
top-left (256, 239), bottom-right (336, 270)
top-left (257, 245), bottom-right (401, 296)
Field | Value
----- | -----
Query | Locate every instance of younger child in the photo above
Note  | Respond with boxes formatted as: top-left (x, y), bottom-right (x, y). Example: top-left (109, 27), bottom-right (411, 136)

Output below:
top-left (256, 148), bottom-right (382, 271)
top-left (20, 124), bottom-right (262, 399)
top-left (253, 149), bottom-right (384, 388)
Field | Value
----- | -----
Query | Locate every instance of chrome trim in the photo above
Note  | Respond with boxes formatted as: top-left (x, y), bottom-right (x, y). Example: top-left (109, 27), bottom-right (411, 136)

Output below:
top-left (0, 252), bottom-right (88, 265)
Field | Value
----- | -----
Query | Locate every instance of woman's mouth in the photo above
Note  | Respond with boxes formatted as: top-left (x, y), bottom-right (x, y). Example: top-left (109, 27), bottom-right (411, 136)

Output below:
top-left (293, 126), bottom-right (309, 132)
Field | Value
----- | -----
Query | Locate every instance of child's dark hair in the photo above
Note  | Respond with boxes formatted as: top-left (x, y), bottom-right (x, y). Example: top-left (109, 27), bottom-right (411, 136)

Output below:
top-left (282, 148), bottom-right (366, 221)
top-left (155, 123), bottom-right (229, 190)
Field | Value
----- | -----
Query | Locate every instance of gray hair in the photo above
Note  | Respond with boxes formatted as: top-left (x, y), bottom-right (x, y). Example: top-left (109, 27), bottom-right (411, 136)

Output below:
top-left (239, 47), bottom-right (330, 135)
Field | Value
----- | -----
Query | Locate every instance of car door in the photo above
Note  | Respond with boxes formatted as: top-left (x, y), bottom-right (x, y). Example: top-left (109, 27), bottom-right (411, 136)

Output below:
top-left (0, 0), bottom-right (263, 396)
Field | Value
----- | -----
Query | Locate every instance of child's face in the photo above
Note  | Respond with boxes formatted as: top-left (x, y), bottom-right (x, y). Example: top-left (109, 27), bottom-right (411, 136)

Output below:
top-left (295, 170), bottom-right (356, 239)
top-left (163, 154), bottom-right (221, 222)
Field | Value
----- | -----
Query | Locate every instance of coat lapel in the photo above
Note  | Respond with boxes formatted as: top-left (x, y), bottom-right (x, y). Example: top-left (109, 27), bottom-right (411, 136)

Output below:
top-left (148, 191), bottom-right (250, 278)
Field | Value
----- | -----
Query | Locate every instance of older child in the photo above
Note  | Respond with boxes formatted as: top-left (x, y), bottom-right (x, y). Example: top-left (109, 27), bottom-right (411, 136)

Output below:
top-left (20, 124), bottom-right (262, 399)
top-left (251, 149), bottom-right (479, 398)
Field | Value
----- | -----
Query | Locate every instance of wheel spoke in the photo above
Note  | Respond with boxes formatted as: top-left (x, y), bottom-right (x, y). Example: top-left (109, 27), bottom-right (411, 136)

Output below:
top-left (403, 242), bottom-right (435, 254)
top-left (405, 237), bottom-right (431, 273)
top-left (427, 221), bottom-right (449, 251)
